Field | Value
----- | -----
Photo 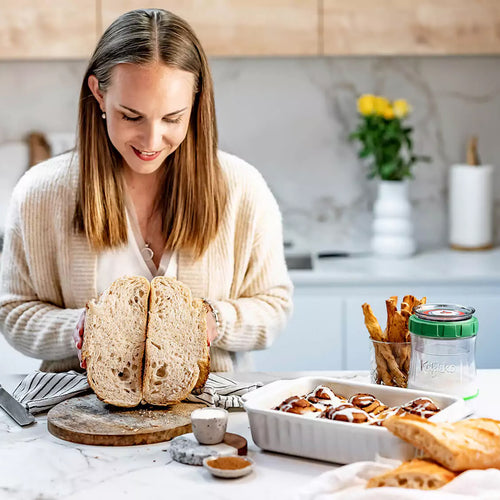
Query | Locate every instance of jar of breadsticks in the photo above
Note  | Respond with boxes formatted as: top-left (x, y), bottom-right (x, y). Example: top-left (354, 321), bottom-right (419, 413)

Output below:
top-left (408, 304), bottom-right (478, 404)
top-left (363, 295), bottom-right (426, 388)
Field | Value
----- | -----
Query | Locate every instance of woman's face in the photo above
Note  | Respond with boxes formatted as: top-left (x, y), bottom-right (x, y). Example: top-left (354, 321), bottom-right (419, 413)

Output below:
top-left (88, 63), bottom-right (195, 176)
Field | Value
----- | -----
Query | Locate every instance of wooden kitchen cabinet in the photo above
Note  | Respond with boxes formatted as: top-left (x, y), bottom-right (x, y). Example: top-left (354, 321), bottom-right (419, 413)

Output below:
top-left (0, 0), bottom-right (97, 59)
top-left (2, 0), bottom-right (500, 59)
top-left (253, 287), bottom-right (342, 371)
top-left (100, 0), bottom-right (319, 56)
top-left (322, 0), bottom-right (500, 55)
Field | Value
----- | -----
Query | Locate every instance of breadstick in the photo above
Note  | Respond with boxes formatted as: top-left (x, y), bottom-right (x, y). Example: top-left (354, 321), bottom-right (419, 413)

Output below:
top-left (402, 346), bottom-right (411, 373)
top-left (379, 342), bottom-right (407, 387)
top-left (403, 295), bottom-right (415, 312)
top-left (362, 303), bottom-right (385, 341)
top-left (374, 344), bottom-right (394, 386)
top-left (393, 310), bottom-right (408, 343)
top-left (363, 303), bottom-right (395, 384)
top-left (415, 296), bottom-right (427, 309)
top-left (400, 304), bottom-right (411, 342)
top-left (385, 299), bottom-right (401, 343)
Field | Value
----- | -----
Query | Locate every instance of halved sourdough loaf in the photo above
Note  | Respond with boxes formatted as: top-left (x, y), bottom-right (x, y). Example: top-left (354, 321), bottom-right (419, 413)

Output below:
top-left (82, 276), bottom-right (209, 407)
top-left (142, 276), bottom-right (209, 405)
top-left (82, 276), bottom-right (150, 407)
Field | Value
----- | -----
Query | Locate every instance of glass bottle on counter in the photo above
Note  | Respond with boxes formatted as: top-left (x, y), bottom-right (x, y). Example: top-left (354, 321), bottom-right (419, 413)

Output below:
top-left (408, 304), bottom-right (478, 404)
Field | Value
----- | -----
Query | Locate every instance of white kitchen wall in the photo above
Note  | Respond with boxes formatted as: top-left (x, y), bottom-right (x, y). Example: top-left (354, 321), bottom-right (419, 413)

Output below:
top-left (1, 56), bottom-right (500, 251)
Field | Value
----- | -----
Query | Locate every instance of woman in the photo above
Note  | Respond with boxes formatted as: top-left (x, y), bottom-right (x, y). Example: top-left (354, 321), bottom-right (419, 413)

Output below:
top-left (0, 9), bottom-right (292, 373)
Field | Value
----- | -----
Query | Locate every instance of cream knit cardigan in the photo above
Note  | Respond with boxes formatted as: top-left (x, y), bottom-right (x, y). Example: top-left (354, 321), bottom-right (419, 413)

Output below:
top-left (0, 151), bottom-right (292, 372)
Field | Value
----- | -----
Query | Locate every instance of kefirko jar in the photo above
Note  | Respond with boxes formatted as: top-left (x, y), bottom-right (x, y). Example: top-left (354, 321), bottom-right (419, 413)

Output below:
top-left (408, 304), bottom-right (479, 404)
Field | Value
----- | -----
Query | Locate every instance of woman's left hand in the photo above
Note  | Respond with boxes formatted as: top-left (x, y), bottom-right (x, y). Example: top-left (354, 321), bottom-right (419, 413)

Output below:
top-left (72, 310), bottom-right (87, 369)
top-left (206, 310), bottom-right (218, 346)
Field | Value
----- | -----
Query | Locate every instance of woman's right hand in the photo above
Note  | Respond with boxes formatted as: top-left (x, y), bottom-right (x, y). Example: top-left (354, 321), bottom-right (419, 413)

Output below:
top-left (73, 310), bottom-right (87, 369)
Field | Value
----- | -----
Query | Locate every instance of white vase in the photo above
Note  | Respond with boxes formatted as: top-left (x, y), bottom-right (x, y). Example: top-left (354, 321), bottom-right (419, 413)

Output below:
top-left (371, 180), bottom-right (416, 257)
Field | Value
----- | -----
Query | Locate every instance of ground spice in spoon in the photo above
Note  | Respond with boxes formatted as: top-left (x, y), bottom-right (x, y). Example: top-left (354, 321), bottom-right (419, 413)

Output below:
top-left (206, 456), bottom-right (251, 470)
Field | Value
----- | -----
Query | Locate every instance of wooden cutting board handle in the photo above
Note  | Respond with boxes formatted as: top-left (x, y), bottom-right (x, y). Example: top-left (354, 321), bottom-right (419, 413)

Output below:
top-left (47, 394), bottom-right (206, 446)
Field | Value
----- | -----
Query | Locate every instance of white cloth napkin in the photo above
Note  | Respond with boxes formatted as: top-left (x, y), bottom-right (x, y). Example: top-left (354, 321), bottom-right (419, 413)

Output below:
top-left (297, 461), bottom-right (500, 500)
top-left (13, 371), bottom-right (262, 414)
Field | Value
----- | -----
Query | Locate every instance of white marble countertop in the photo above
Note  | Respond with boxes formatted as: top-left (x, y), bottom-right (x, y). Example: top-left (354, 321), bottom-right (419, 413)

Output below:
top-left (289, 248), bottom-right (500, 286)
top-left (1, 370), bottom-right (499, 499)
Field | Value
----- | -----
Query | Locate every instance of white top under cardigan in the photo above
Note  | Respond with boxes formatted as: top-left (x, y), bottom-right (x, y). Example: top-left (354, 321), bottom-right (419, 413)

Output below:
top-left (96, 198), bottom-right (177, 294)
top-left (0, 150), bottom-right (293, 373)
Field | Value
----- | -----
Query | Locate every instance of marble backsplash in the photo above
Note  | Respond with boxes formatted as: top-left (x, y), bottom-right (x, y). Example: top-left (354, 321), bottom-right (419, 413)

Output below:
top-left (1, 56), bottom-right (499, 252)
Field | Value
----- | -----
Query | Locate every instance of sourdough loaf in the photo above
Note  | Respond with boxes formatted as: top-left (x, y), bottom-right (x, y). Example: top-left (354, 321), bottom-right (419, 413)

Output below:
top-left (82, 276), bottom-right (209, 407)
top-left (366, 458), bottom-right (457, 490)
top-left (82, 276), bottom-right (150, 407)
top-left (384, 415), bottom-right (500, 471)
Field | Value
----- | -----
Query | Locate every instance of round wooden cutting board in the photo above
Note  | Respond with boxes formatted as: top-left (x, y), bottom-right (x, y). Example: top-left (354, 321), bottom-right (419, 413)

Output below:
top-left (47, 394), bottom-right (206, 446)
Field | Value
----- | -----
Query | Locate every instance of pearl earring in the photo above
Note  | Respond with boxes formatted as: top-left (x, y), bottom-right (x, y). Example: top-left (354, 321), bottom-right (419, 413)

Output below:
top-left (101, 112), bottom-right (106, 119)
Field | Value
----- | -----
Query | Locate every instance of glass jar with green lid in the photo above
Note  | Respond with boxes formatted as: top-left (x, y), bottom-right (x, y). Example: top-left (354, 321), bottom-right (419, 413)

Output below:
top-left (408, 304), bottom-right (478, 402)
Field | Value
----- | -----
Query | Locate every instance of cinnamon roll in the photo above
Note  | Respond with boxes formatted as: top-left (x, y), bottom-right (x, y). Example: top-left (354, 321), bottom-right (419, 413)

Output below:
top-left (402, 397), bottom-right (440, 419)
top-left (321, 403), bottom-right (371, 423)
top-left (307, 385), bottom-right (346, 407)
top-left (349, 393), bottom-right (387, 415)
top-left (274, 396), bottom-right (320, 415)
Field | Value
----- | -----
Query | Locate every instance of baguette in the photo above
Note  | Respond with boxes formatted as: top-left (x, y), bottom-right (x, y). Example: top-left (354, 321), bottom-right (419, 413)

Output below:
top-left (82, 276), bottom-right (150, 407)
top-left (83, 276), bottom-right (209, 407)
top-left (384, 415), bottom-right (500, 471)
top-left (366, 458), bottom-right (457, 490)
top-left (142, 276), bottom-right (209, 405)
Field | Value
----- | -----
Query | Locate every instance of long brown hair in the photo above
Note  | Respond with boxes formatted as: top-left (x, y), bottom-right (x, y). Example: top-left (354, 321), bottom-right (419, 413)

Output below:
top-left (75, 8), bottom-right (226, 258)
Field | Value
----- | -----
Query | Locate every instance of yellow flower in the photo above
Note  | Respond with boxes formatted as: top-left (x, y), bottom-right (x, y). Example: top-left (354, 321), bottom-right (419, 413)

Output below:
top-left (383, 106), bottom-right (395, 120)
top-left (373, 96), bottom-right (390, 116)
top-left (357, 94), bottom-right (376, 116)
top-left (393, 99), bottom-right (411, 118)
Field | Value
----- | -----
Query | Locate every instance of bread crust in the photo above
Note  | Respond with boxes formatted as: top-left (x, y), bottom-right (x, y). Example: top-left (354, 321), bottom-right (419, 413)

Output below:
top-left (366, 458), bottom-right (457, 490)
top-left (384, 415), bottom-right (500, 471)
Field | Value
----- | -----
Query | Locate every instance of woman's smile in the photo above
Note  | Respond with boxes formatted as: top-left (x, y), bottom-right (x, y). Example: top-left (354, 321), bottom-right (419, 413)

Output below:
top-left (131, 146), bottom-right (162, 161)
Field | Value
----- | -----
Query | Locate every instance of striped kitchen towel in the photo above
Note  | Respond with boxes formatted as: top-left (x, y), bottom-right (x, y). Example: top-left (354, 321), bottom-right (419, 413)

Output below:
top-left (188, 373), bottom-right (263, 409)
top-left (13, 371), bottom-right (263, 414)
top-left (13, 371), bottom-right (90, 414)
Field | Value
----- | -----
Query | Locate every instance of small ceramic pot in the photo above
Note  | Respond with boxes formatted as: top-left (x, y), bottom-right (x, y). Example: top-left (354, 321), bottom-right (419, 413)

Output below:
top-left (191, 407), bottom-right (228, 445)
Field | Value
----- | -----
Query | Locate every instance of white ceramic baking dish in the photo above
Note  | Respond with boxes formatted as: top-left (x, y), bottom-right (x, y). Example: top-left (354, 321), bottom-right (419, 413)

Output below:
top-left (242, 376), bottom-right (470, 464)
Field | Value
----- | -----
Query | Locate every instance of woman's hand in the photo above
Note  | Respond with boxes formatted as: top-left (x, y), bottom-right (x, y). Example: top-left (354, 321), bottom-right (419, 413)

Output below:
top-left (206, 310), bottom-right (219, 346)
top-left (73, 310), bottom-right (87, 369)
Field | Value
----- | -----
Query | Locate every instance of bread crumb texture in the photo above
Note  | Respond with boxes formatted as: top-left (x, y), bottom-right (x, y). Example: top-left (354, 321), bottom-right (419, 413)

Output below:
top-left (83, 276), bottom-right (150, 407)
top-left (142, 277), bottom-right (208, 405)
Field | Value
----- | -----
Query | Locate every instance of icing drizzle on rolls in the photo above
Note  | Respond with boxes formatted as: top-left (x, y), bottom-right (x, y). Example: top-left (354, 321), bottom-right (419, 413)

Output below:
top-left (402, 397), bottom-right (440, 418)
top-left (274, 396), bottom-right (320, 415)
top-left (321, 403), bottom-right (370, 423)
top-left (307, 385), bottom-right (345, 409)
top-left (348, 393), bottom-right (387, 415)
top-left (273, 389), bottom-right (441, 425)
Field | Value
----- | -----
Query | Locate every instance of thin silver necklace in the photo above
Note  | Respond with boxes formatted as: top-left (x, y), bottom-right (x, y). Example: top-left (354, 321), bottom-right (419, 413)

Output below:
top-left (141, 207), bottom-right (158, 262)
